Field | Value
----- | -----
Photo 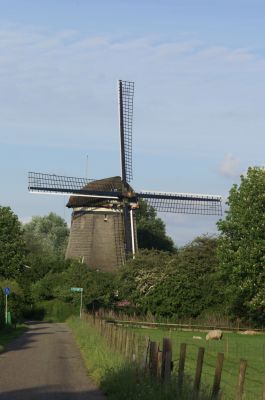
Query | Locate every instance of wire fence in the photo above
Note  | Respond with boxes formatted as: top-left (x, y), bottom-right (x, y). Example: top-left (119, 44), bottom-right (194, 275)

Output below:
top-left (82, 313), bottom-right (265, 399)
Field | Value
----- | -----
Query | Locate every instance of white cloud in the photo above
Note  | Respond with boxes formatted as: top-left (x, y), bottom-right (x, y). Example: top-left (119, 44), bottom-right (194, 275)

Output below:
top-left (218, 154), bottom-right (241, 178)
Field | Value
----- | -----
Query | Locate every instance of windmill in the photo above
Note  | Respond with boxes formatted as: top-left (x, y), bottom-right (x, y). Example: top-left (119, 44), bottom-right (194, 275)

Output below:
top-left (28, 80), bottom-right (222, 271)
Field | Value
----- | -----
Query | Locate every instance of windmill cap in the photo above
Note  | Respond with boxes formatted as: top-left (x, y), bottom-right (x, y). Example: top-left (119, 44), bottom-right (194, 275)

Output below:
top-left (66, 176), bottom-right (134, 208)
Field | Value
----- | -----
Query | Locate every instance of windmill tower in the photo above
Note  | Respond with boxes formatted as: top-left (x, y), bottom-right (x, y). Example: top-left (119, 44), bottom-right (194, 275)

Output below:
top-left (28, 80), bottom-right (222, 272)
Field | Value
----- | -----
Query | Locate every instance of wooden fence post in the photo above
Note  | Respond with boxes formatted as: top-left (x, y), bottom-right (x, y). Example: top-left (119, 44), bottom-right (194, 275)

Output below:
top-left (121, 329), bottom-right (126, 355)
top-left (192, 347), bottom-right (205, 400)
top-left (161, 338), bottom-right (172, 382)
top-left (235, 359), bottom-right (247, 400)
top-left (125, 331), bottom-right (130, 358)
top-left (157, 345), bottom-right (162, 378)
top-left (262, 373), bottom-right (265, 400)
top-left (178, 343), bottom-right (187, 392)
top-left (211, 353), bottom-right (224, 399)
top-left (131, 332), bottom-right (136, 362)
top-left (149, 341), bottom-right (159, 378)
top-left (134, 335), bottom-right (139, 363)
top-left (141, 337), bottom-right (150, 370)
top-left (164, 349), bottom-right (172, 383)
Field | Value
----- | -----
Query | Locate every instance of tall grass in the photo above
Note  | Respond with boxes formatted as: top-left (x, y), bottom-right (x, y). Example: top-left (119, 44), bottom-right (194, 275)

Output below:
top-left (67, 316), bottom-right (211, 400)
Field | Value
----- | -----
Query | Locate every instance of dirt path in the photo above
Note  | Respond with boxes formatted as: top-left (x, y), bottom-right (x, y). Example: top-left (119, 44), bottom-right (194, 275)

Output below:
top-left (0, 322), bottom-right (106, 400)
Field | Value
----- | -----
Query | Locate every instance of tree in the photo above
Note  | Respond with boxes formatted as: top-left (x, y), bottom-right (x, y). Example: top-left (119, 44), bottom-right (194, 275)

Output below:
top-left (23, 212), bottom-right (69, 257)
top-left (117, 236), bottom-right (220, 318)
top-left (0, 206), bottom-right (26, 279)
top-left (217, 167), bottom-right (265, 324)
top-left (23, 213), bottom-right (69, 283)
top-left (31, 259), bottom-right (116, 310)
top-left (136, 200), bottom-right (175, 252)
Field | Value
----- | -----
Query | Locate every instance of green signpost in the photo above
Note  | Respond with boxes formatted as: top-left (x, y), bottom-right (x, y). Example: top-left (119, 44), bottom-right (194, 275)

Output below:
top-left (70, 287), bottom-right (83, 318)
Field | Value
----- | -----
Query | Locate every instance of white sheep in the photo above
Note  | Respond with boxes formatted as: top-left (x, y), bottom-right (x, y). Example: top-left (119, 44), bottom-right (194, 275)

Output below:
top-left (206, 329), bottom-right (223, 340)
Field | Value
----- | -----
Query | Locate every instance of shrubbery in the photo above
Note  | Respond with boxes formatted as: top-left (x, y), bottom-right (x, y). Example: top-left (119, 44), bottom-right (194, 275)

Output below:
top-left (116, 236), bottom-right (222, 319)
top-left (0, 287), bottom-right (5, 328)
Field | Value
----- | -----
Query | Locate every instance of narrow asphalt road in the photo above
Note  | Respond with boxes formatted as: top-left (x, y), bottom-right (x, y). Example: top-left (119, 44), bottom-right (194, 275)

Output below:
top-left (0, 322), bottom-right (107, 400)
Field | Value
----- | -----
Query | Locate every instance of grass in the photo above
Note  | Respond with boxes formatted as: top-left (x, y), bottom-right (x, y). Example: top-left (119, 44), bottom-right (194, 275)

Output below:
top-left (0, 324), bottom-right (28, 353)
top-left (130, 326), bottom-right (265, 400)
top-left (67, 316), bottom-right (212, 400)
top-left (67, 316), bottom-right (124, 384)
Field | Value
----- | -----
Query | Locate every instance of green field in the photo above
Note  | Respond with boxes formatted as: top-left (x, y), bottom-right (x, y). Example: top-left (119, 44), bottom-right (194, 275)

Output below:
top-left (131, 327), bottom-right (265, 399)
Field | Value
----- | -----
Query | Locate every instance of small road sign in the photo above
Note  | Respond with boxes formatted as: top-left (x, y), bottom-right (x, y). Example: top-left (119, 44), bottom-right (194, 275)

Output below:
top-left (4, 288), bottom-right (10, 296)
top-left (70, 287), bottom-right (83, 293)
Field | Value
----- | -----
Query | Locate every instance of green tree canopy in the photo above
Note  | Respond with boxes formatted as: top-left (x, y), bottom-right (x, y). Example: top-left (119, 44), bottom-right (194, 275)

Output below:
top-left (31, 259), bottom-right (116, 310)
top-left (136, 200), bottom-right (175, 252)
top-left (217, 167), bottom-right (265, 324)
top-left (0, 206), bottom-right (26, 279)
top-left (117, 235), bottom-right (220, 318)
top-left (23, 213), bottom-right (69, 283)
top-left (24, 212), bottom-right (69, 257)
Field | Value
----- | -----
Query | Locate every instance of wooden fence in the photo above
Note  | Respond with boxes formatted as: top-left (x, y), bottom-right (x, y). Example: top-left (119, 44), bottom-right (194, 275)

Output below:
top-left (83, 314), bottom-right (265, 399)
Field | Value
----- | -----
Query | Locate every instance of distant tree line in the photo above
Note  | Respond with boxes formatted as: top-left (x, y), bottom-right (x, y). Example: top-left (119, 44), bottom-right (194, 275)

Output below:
top-left (0, 166), bottom-right (265, 326)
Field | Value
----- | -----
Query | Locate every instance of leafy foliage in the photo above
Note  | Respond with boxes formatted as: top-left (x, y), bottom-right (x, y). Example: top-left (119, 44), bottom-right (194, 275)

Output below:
top-left (24, 212), bottom-right (69, 257)
top-left (0, 279), bottom-right (26, 324)
top-left (31, 259), bottom-right (116, 311)
top-left (0, 206), bottom-right (26, 279)
top-left (217, 167), bottom-right (265, 324)
top-left (136, 200), bottom-right (175, 252)
top-left (0, 288), bottom-right (5, 328)
top-left (117, 236), bottom-right (221, 318)
top-left (22, 213), bottom-right (70, 285)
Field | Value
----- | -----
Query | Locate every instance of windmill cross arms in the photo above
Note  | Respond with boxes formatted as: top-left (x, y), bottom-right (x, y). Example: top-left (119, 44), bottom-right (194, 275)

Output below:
top-left (118, 80), bottom-right (134, 184)
top-left (136, 190), bottom-right (223, 216)
top-left (28, 172), bottom-right (122, 199)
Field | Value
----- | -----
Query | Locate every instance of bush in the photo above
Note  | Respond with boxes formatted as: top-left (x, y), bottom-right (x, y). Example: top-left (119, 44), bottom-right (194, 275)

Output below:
top-left (0, 288), bottom-right (5, 329)
top-left (36, 299), bottom-right (78, 322)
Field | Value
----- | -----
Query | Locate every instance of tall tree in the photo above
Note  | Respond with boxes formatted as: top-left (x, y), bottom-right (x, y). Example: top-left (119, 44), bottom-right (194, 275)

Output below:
top-left (217, 167), bottom-right (265, 324)
top-left (136, 200), bottom-right (175, 252)
top-left (0, 206), bottom-right (26, 279)
top-left (24, 212), bottom-right (69, 257)
top-left (23, 213), bottom-right (69, 282)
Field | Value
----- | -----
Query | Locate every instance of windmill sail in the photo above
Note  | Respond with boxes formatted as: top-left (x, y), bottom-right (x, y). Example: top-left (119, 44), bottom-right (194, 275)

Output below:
top-left (118, 80), bottom-right (134, 183)
top-left (137, 191), bottom-right (222, 215)
top-left (28, 172), bottom-right (121, 199)
top-left (118, 80), bottom-right (135, 256)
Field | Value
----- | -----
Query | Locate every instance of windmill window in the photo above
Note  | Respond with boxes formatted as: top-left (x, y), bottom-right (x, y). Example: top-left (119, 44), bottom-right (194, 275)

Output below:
top-left (104, 214), bottom-right (108, 222)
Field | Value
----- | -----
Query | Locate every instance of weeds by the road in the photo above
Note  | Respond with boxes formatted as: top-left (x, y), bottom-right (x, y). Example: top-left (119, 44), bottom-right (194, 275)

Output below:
top-left (67, 316), bottom-right (124, 383)
top-left (67, 316), bottom-right (211, 400)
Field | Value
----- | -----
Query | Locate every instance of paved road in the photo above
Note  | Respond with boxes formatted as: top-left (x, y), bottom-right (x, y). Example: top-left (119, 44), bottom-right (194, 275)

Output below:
top-left (0, 322), bottom-right (107, 400)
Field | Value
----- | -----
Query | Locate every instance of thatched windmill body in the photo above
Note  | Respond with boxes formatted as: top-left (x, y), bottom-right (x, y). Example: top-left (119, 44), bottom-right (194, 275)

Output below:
top-left (28, 80), bottom-right (222, 271)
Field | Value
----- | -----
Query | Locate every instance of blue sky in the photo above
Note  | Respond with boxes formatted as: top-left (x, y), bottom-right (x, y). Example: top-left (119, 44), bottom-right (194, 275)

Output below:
top-left (1, 0), bottom-right (265, 245)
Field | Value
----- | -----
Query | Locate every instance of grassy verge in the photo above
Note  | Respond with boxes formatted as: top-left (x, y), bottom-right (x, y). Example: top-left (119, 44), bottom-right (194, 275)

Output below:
top-left (67, 317), bottom-right (211, 400)
top-left (67, 316), bottom-right (124, 384)
top-left (0, 324), bottom-right (28, 353)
